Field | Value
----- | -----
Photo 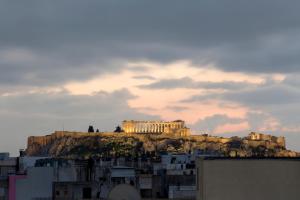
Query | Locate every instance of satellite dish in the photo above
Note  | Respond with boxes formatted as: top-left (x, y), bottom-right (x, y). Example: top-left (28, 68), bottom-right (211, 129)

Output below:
top-left (108, 184), bottom-right (141, 200)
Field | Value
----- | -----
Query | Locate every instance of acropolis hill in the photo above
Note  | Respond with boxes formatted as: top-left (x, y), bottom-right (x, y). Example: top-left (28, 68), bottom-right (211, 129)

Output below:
top-left (26, 120), bottom-right (299, 158)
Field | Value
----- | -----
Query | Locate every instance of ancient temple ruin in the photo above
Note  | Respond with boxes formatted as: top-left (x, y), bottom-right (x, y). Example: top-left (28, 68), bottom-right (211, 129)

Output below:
top-left (121, 120), bottom-right (191, 137)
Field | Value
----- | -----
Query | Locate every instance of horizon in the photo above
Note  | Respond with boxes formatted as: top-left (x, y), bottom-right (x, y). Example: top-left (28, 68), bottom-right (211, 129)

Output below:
top-left (27, 119), bottom-right (299, 155)
top-left (24, 119), bottom-right (296, 154)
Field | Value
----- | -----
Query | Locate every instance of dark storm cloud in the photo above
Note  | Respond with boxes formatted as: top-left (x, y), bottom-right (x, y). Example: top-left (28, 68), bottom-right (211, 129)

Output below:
top-left (138, 77), bottom-right (254, 90)
top-left (0, 89), bottom-right (154, 120)
top-left (0, 48), bottom-right (114, 86)
top-left (1, 0), bottom-right (300, 87)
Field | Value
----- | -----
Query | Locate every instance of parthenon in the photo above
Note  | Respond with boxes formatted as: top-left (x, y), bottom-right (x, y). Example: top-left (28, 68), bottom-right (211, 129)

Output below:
top-left (122, 120), bottom-right (191, 137)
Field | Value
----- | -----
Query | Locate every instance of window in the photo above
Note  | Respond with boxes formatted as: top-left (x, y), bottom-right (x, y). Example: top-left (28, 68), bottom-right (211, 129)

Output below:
top-left (56, 191), bottom-right (60, 196)
top-left (82, 187), bottom-right (92, 199)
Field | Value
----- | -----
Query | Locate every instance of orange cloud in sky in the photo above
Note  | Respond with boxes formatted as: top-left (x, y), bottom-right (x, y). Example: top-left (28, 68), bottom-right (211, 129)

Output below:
top-left (258, 117), bottom-right (281, 132)
top-left (127, 88), bottom-right (201, 109)
top-left (213, 121), bottom-right (250, 134)
top-left (62, 60), bottom-right (286, 134)
top-left (64, 60), bottom-right (268, 95)
top-left (128, 60), bottom-right (266, 84)
top-left (130, 98), bottom-right (249, 124)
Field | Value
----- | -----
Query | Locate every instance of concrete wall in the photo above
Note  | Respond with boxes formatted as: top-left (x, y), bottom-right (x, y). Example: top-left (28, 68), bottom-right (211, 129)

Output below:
top-left (196, 158), bottom-right (300, 200)
top-left (15, 167), bottom-right (54, 200)
top-left (8, 175), bottom-right (26, 200)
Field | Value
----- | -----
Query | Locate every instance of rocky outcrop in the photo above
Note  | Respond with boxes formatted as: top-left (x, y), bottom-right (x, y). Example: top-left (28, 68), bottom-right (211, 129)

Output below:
top-left (26, 131), bottom-right (298, 158)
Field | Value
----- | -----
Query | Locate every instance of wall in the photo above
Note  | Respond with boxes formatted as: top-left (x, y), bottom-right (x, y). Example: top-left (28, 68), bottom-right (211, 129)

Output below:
top-left (19, 156), bottom-right (49, 172)
top-left (8, 175), bottom-right (26, 200)
top-left (15, 167), bottom-right (54, 200)
top-left (196, 158), bottom-right (300, 200)
top-left (53, 182), bottom-right (100, 200)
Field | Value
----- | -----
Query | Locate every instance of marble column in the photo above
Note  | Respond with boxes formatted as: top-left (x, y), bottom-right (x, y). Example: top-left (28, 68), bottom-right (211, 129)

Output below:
top-left (135, 124), bottom-right (138, 132)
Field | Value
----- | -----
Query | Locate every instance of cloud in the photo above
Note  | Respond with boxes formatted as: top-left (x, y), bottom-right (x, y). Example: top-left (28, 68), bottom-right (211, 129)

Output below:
top-left (138, 77), bottom-right (256, 90)
top-left (0, 89), bottom-right (159, 155)
top-left (165, 105), bottom-right (189, 112)
top-left (183, 80), bottom-right (300, 107)
top-left (181, 80), bottom-right (300, 150)
top-left (213, 121), bottom-right (250, 134)
top-left (224, 84), bottom-right (300, 106)
top-left (132, 75), bottom-right (156, 80)
top-left (190, 114), bottom-right (245, 133)
top-left (1, 1), bottom-right (300, 153)
top-left (1, 0), bottom-right (300, 88)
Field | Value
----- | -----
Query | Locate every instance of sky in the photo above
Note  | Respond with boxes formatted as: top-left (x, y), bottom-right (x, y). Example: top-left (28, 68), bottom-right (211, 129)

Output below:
top-left (1, 0), bottom-right (300, 155)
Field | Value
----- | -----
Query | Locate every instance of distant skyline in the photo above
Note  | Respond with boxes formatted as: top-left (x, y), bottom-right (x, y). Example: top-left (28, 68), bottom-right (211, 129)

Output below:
top-left (1, 1), bottom-right (300, 155)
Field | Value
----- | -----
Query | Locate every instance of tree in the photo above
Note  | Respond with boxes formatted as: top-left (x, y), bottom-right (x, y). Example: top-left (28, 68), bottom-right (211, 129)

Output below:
top-left (114, 125), bottom-right (123, 133)
top-left (88, 125), bottom-right (95, 133)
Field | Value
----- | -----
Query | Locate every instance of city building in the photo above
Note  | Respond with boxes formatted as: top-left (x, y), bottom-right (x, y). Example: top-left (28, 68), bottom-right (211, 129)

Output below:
top-left (0, 153), bottom-right (17, 200)
top-left (53, 181), bottom-right (100, 200)
top-left (11, 167), bottom-right (53, 200)
top-left (196, 157), bottom-right (300, 200)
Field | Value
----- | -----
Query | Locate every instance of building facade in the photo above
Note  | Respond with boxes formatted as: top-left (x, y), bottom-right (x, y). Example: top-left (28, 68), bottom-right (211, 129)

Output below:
top-left (196, 158), bottom-right (300, 200)
top-left (248, 132), bottom-right (286, 147)
top-left (122, 120), bottom-right (191, 137)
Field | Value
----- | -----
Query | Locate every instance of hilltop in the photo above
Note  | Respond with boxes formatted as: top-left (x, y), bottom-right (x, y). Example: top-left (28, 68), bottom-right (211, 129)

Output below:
top-left (26, 131), bottom-right (299, 158)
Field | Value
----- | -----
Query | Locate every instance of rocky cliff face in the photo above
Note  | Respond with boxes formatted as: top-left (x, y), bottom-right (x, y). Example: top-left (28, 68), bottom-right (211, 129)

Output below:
top-left (26, 131), bottom-right (299, 158)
